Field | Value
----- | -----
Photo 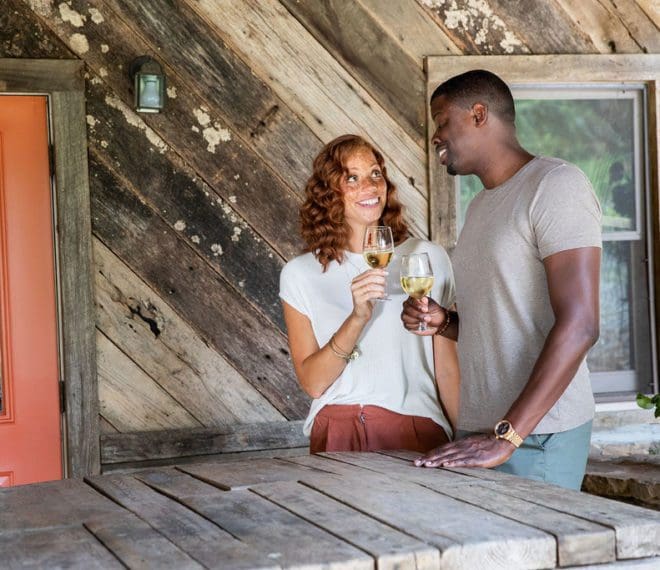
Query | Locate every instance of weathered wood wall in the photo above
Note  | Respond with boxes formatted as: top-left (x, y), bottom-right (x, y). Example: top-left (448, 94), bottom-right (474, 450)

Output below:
top-left (2, 0), bottom-right (657, 469)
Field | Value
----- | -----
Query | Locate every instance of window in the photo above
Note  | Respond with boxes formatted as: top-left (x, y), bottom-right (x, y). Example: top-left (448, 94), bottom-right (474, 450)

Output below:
top-left (426, 55), bottom-right (660, 399)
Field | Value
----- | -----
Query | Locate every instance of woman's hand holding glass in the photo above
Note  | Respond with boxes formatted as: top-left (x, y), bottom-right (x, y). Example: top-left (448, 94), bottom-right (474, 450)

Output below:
top-left (349, 268), bottom-right (388, 323)
top-left (363, 226), bottom-right (394, 300)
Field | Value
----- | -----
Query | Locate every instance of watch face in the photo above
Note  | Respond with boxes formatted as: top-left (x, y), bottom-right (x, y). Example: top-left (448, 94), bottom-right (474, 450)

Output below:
top-left (495, 421), bottom-right (511, 436)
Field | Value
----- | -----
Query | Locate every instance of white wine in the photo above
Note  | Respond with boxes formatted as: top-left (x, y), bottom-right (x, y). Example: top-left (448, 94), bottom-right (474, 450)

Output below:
top-left (401, 276), bottom-right (434, 299)
top-left (364, 250), bottom-right (393, 269)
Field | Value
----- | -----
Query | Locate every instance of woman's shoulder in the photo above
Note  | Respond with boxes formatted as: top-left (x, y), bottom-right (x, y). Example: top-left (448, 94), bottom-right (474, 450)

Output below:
top-left (283, 250), bottom-right (316, 268)
top-left (281, 251), bottom-right (322, 279)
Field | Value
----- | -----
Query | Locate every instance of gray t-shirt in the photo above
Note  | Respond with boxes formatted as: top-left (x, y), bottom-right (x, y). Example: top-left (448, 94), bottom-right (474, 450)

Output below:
top-left (452, 156), bottom-right (602, 434)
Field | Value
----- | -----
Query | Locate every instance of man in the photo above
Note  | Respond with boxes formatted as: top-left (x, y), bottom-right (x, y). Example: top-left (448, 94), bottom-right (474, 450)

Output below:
top-left (402, 69), bottom-right (601, 490)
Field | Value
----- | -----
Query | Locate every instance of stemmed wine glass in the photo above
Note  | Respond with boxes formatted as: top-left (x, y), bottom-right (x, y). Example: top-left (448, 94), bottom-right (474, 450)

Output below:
top-left (363, 226), bottom-right (394, 300)
top-left (400, 252), bottom-right (434, 331)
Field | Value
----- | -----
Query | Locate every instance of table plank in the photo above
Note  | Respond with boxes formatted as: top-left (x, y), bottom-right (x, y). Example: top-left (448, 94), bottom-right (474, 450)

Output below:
top-left (299, 469), bottom-right (556, 569)
top-left (137, 468), bottom-right (374, 569)
top-left (347, 452), bottom-right (617, 566)
top-left (319, 450), bottom-right (484, 486)
top-left (85, 513), bottom-right (203, 569)
top-left (392, 458), bottom-right (660, 561)
top-left (87, 473), bottom-right (278, 569)
top-left (252, 479), bottom-right (440, 570)
top-left (0, 478), bottom-right (125, 531)
top-left (178, 457), bottom-right (323, 489)
top-left (0, 525), bottom-right (123, 569)
top-left (442, 469), bottom-right (660, 560)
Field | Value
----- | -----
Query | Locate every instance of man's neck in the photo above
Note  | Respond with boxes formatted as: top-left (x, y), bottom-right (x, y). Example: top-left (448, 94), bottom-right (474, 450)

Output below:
top-left (478, 147), bottom-right (535, 190)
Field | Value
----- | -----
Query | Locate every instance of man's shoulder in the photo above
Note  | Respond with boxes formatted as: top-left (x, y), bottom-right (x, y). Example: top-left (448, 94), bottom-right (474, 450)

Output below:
top-left (533, 156), bottom-right (589, 184)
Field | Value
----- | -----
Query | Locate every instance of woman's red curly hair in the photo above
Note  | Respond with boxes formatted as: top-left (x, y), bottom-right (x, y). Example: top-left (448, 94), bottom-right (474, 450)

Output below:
top-left (300, 134), bottom-right (408, 270)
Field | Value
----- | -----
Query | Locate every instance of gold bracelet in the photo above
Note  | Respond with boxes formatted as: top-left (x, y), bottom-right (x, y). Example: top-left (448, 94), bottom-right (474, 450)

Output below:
top-left (435, 307), bottom-right (451, 336)
top-left (329, 334), bottom-right (361, 362)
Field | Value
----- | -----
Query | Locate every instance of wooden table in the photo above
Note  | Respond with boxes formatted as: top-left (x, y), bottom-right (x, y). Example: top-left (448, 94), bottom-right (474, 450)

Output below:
top-left (1, 450), bottom-right (659, 569)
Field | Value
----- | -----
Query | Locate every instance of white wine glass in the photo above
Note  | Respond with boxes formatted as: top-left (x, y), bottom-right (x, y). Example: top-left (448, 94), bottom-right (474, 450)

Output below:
top-left (400, 253), bottom-right (434, 331)
top-left (363, 225), bottom-right (394, 301)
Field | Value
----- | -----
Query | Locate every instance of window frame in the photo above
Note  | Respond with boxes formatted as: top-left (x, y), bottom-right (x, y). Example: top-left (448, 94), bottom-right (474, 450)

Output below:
top-left (425, 54), bottom-right (660, 397)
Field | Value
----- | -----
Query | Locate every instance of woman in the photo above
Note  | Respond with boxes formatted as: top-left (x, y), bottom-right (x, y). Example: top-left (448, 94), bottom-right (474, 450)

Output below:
top-left (280, 134), bottom-right (459, 453)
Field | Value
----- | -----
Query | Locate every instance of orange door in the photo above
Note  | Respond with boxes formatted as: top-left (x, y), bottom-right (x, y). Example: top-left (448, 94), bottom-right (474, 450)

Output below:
top-left (0, 95), bottom-right (62, 486)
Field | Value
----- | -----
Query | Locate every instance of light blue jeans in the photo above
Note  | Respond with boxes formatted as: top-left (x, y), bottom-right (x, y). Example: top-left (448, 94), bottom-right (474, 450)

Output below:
top-left (457, 420), bottom-right (593, 490)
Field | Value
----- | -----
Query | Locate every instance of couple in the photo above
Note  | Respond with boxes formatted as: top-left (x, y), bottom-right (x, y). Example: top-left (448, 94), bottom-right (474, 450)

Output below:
top-left (280, 70), bottom-right (601, 491)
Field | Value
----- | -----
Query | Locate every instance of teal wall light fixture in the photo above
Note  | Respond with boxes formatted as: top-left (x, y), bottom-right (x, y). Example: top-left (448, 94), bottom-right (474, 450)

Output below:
top-left (129, 56), bottom-right (166, 113)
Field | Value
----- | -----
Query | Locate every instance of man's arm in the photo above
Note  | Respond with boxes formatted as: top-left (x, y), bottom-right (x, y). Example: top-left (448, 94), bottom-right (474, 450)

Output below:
top-left (416, 246), bottom-right (600, 468)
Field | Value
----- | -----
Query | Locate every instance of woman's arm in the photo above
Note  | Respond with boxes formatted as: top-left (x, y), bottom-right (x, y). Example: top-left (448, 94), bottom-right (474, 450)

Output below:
top-left (432, 334), bottom-right (460, 430)
top-left (283, 268), bottom-right (387, 399)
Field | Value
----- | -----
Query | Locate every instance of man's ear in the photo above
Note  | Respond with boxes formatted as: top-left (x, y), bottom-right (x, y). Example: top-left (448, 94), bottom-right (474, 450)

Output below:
top-left (471, 103), bottom-right (488, 126)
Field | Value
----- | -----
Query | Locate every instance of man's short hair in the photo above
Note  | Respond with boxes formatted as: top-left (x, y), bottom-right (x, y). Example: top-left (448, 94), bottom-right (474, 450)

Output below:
top-left (431, 69), bottom-right (516, 123)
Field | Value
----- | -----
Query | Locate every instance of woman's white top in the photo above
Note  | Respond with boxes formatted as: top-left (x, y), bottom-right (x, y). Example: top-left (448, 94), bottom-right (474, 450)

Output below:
top-left (280, 238), bottom-right (455, 436)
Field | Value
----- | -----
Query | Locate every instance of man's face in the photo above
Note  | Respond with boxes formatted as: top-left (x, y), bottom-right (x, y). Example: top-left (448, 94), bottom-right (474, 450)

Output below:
top-left (430, 95), bottom-right (474, 176)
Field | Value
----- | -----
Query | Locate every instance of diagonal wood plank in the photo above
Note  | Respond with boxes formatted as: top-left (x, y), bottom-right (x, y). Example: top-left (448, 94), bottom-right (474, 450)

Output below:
top-left (89, 153), bottom-right (308, 419)
top-left (416, 0), bottom-right (530, 54)
top-left (85, 513), bottom-right (203, 569)
top-left (137, 468), bottom-right (374, 569)
top-left (0, 526), bottom-right (123, 570)
top-left (188, 0), bottom-right (429, 238)
top-left (97, 330), bottom-right (202, 431)
top-left (599, 0), bottom-right (660, 53)
top-left (299, 468), bottom-right (557, 569)
top-left (29, 0), bottom-right (307, 260)
top-left (358, 0), bottom-right (460, 61)
top-left (179, 457), bottom-right (324, 490)
top-left (85, 77), bottom-right (291, 329)
top-left (483, 0), bottom-right (596, 53)
top-left (86, 473), bottom-right (278, 569)
top-left (252, 479), bottom-right (440, 570)
top-left (103, 0), bottom-right (319, 194)
top-left (281, 0), bottom-right (426, 142)
top-left (636, 0), bottom-right (660, 29)
top-left (95, 238), bottom-right (285, 426)
top-left (554, 0), bottom-right (648, 53)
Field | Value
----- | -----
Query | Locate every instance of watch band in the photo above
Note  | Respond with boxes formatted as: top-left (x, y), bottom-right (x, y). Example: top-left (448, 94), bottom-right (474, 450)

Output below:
top-left (494, 419), bottom-right (523, 448)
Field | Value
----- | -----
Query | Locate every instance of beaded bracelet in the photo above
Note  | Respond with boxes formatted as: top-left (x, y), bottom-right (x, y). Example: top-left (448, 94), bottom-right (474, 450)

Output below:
top-left (329, 334), bottom-right (361, 362)
top-left (435, 307), bottom-right (451, 337)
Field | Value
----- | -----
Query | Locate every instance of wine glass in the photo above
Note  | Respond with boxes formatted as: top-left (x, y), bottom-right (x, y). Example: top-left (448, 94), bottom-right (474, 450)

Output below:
top-left (400, 253), bottom-right (434, 331)
top-left (363, 226), bottom-right (394, 300)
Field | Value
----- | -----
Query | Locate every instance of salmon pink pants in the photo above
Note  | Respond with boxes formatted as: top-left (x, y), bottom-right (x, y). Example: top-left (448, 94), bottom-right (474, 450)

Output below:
top-left (309, 404), bottom-right (449, 454)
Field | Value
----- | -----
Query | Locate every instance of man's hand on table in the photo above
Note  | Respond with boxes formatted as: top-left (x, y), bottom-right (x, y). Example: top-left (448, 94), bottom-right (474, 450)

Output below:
top-left (414, 434), bottom-right (515, 469)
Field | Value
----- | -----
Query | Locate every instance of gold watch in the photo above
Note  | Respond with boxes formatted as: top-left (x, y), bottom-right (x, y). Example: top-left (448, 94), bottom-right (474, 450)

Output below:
top-left (494, 419), bottom-right (523, 448)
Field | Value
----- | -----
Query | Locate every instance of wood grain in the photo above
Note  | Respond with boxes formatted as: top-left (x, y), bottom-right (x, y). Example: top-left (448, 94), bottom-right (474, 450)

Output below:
top-left (87, 473), bottom-right (278, 569)
top-left (89, 153), bottom-right (308, 419)
top-left (97, 330), bottom-right (202, 431)
top-left (100, 421), bottom-right (308, 464)
top-left (189, 0), bottom-right (429, 237)
top-left (104, 0), bottom-right (320, 195)
top-left (281, 0), bottom-right (426, 142)
top-left (139, 468), bottom-right (374, 569)
top-left (95, 238), bottom-right (284, 427)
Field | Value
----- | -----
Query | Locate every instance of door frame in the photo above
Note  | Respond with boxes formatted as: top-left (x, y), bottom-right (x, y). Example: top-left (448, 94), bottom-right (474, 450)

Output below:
top-left (0, 59), bottom-right (99, 477)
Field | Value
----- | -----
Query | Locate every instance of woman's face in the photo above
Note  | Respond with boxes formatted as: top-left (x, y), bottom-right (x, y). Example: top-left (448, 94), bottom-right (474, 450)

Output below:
top-left (339, 148), bottom-right (387, 230)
